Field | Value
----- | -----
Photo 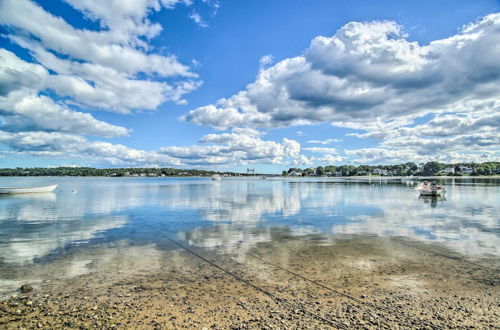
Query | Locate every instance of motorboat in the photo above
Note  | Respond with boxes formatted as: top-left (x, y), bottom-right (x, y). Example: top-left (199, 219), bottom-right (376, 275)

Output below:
top-left (211, 174), bottom-right (221, 181)
top-left (0, 184), bottom-right (58, 194)
top-left (416, 181), bottom-right (445, 196)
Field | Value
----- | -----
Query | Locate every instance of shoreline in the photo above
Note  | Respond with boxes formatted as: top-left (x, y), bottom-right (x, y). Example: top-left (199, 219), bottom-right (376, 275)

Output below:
top-left (0, 175), bottom-right (499, 179)
top-left (1, 235), bottom-right (498, 329)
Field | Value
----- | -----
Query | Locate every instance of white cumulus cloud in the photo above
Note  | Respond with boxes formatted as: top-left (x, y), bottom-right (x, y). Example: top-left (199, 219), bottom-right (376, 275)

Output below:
top-left (159, 130), bottom-right (304, 166)
top-left (183, 13), bottom-right (500, 164)
top-left (0, 89), bottom-right (130, 137)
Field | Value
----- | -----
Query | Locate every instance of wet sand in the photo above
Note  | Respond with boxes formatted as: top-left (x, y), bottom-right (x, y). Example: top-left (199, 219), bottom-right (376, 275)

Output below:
top-left (1, 235), bottom-right (499, 329)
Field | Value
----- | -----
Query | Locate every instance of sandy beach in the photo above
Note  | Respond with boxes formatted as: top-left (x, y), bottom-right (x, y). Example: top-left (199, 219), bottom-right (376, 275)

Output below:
top-left (1, 235), bottom-right (498, 329)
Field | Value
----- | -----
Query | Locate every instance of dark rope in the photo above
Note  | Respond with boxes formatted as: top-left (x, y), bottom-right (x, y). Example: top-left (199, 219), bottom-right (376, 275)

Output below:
top-left (248, 253), bottom-right (438, 328)
top-left (149, 225), bottom-right (346, 328)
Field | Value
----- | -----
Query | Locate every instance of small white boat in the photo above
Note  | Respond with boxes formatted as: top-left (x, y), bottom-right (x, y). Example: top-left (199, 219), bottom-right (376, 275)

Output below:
top-left (211, 174), bottom-right (221, 181)
top-left (0, 184), bottom-right (58, 194)
top-left (416, 181), bottom-right (445, 196)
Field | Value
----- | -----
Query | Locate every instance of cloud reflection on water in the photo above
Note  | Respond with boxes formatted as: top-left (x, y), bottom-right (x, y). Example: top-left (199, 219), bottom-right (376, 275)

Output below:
top-left (172, 179), bottom-right (500, 258)
top-left (0, 178), bottom-right (498, 271)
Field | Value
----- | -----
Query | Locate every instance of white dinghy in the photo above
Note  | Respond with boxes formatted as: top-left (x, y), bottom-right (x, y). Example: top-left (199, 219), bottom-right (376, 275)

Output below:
top-left (0, 184), bottom-right (58, 194)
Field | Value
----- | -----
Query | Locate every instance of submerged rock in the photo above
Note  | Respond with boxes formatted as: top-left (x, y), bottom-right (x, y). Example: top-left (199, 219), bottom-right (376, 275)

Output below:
top-left (20, 284), bottom-right (34, 293)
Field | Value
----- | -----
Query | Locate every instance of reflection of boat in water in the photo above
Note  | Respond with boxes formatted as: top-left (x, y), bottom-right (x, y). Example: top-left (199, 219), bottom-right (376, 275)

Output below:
top-left (211, 174), bottom-right (221, 181)
top-left (0, 192), bottom-right (57, 201)
top-left (416, 181), bottom-right (445, 196)
top-left (418, 195), bottom-right (446, 208)
top-left (0, 184), bottom-right (58, 194)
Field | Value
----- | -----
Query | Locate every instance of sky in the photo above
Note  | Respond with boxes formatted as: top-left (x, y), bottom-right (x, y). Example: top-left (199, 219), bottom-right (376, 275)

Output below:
top-left (0, 0), bottom-right (499, 173)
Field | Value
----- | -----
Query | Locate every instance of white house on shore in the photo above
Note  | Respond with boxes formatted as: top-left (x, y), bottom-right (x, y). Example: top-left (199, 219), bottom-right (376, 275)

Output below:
top-left (460, 166), bottom-right (474, 174)
top-left (443, 167), bottom-right (455, 174)
top-left (373, 168), bottom-right (389, 176)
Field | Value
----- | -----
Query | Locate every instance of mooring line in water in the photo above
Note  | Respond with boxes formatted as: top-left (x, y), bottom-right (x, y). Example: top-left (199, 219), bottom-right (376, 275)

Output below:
top-left (393, 238), bottom-right (499, 272)
top-left (148, 225), bottom-right (346, 328)
top-left (247, 253), bottom-right (438, 328)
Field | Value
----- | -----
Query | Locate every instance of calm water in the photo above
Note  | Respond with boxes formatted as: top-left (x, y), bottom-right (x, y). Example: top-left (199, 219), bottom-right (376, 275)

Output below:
top-left (1, 176), bottom-right (499, 294)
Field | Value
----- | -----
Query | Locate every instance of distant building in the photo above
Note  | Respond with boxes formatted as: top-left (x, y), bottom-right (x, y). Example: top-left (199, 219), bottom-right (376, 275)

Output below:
top-left (290, 171), bottom-right (302, 176)
top-left (443, 167), bottom-right (455, 174)
top-left (373, 168), bottom-right (389, 176)
top-left (460, 166), bottom-right (473, 175)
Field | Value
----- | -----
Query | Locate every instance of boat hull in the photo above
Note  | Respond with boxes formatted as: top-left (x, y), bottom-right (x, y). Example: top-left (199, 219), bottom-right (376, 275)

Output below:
top-left (419, 190), bottom-right (443, 196)
top-left (0, 184), bottom-right (58, 194)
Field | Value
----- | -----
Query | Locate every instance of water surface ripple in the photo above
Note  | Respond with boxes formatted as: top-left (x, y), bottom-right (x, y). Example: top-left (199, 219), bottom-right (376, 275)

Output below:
top-left (0, 176), bottom-right (499, 294)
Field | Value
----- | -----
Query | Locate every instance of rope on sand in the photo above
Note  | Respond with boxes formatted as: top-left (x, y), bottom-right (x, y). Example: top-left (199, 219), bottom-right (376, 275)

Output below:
top-left (148, 225), bottom-right (347, 328)
top-left (247, 253), bottom-right (438, 328)
top-left (150, 222), bottom-right (492, 328)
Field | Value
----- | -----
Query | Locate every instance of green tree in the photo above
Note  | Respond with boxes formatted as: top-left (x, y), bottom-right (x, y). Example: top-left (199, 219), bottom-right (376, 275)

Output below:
top-left (324, 165), bottom-right (336, 175)
top-left (339, 165), bottom-right (357, 176)
top-left (423, 161), bottom-right (444, 176)
top-left (475, 165), bottom-right (491, 175)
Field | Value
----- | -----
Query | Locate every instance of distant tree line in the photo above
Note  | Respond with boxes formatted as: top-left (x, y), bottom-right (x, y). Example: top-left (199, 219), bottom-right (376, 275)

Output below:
top-left (1, 162), bottom-right (499, 177)
top-left (0, 167), bottom-right (247, 177)
top-left (282, 161), bottom-right (500, 177)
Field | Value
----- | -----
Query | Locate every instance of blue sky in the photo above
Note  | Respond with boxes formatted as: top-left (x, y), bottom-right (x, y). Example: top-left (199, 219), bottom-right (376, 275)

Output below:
top-left (0, 0), bottom-right (499, 173)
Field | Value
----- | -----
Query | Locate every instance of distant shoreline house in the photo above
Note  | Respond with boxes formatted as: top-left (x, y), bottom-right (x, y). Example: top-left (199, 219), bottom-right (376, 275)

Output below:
top-left (459, 166), bottom-right (473, 175)
top-left (373, 168), bottom-right (390, 176)
top-left (443, 167), bottom-right (455, 174)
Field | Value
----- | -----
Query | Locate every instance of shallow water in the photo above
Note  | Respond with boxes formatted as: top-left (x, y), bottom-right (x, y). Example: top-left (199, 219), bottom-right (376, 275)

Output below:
top-left (0, 176), bottom-right (499, 296)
